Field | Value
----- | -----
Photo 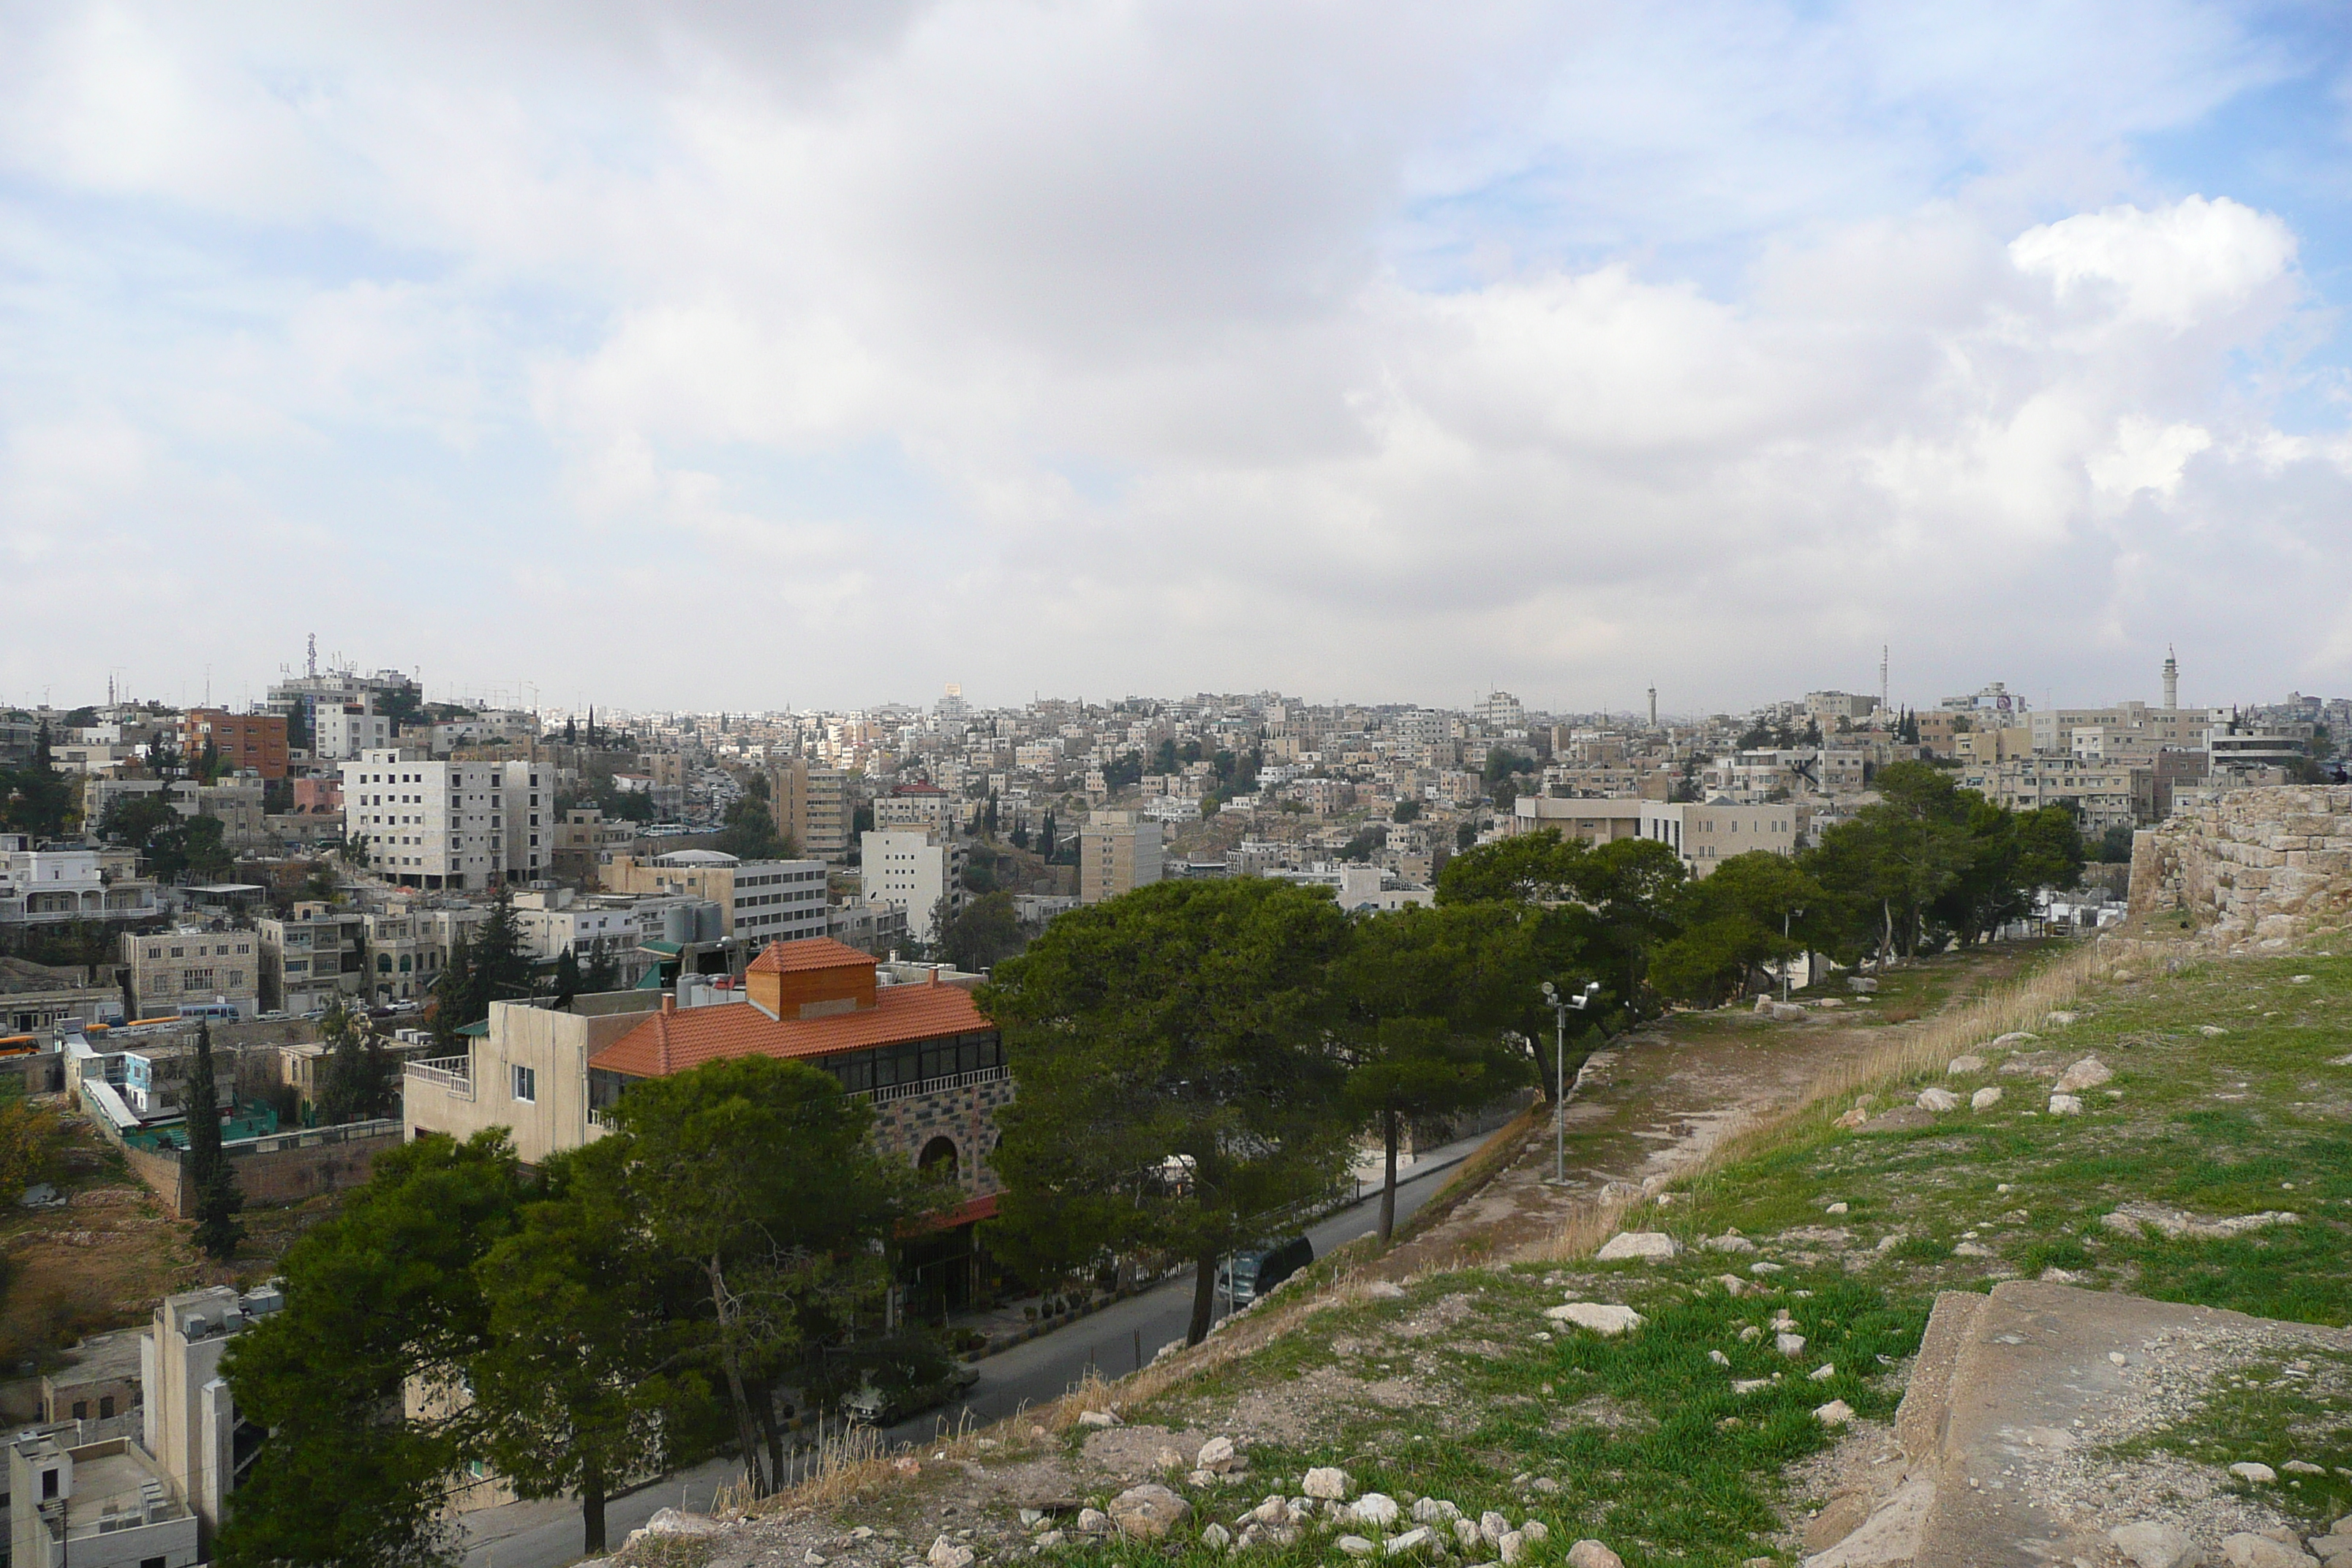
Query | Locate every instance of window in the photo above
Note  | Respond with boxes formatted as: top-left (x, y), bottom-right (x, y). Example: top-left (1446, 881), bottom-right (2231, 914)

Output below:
top-left (99, 1395), bottom-right (115, 1418)
top-left (511, 1064), bottom-right (536, 1104)
top-left (71, 1400), bottom-right (87, 1420)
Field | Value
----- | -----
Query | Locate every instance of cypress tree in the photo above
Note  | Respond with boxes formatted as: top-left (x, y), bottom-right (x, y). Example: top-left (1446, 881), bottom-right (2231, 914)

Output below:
top-left (184, 1023), bottom-right (244, 1260)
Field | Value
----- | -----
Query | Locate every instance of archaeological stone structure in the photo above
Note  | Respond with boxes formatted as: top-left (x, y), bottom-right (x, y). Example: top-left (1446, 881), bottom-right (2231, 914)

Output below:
top-left (2127, 784), bottom-right (2352, 950)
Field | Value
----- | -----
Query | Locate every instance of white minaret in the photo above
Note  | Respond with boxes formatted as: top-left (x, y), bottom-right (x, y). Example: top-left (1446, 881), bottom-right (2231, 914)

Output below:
top-left (1647, 686), bottom-right (1657, 728)
top-left (2163, 646), bottom-right (2179, 710)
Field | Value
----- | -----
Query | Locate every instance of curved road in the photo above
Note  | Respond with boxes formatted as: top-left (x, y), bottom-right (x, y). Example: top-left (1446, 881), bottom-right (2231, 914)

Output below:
top-left (461, 1133), bottom-right (1493, 1568)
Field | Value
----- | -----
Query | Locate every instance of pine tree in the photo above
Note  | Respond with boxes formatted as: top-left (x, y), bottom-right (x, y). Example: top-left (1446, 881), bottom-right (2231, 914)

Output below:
top-left (184, 1023), bottom-right (244, 1260)
top-left (551, 946), bottom-right (581, 1009)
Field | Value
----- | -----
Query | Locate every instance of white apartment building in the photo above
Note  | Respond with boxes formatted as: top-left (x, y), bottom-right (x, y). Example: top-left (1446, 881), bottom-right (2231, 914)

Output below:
top-left (340, 750), bottom-right (546, 890)
top-left (314, 700), bottom-right (396, 762)
top-left (861, 829), bottom-right (968, 941)
top-left (0, 840), bottom-right (159, 930)
top-left (604, 851), bottom-right (829, 942)
top-left (510, 888), bottom-right (698, 975)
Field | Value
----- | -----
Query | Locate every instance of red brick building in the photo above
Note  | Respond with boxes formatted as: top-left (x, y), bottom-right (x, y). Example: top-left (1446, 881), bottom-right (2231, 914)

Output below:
top-left (180, 709), bottom-right (290, 780)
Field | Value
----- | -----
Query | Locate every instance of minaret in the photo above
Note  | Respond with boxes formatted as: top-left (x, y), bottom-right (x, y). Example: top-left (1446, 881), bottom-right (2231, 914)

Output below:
top-left (2163, 646), bottom-right (2178, 711)
top-left (1647, 686), bottom-right (1658, 728)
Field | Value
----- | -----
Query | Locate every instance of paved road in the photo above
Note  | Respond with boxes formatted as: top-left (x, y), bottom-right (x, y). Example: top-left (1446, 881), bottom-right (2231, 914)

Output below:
top-left (461, 1134), bottom-right (1493, 1568)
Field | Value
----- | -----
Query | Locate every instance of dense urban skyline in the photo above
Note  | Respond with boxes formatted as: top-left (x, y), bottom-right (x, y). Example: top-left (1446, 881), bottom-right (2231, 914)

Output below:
top-left (5, 4), bottom-right (2350, 710)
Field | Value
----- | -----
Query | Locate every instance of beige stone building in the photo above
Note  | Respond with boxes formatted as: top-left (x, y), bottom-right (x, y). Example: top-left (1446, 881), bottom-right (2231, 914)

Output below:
top-left (1078, 810), bottom-right (1162, 905)
top-left (1637, 800), bottom-right (1803, 876)
top-left (604, 849), bottom-right (830, 943)
top-left (403, 992), bottom-right (662, 1166)
top-left (1505, 794), bottom-right (1647, 844)
top-left (123, 927), bottom-right (259, 1019)
top-left (766, 758), bottom-right (854, 862)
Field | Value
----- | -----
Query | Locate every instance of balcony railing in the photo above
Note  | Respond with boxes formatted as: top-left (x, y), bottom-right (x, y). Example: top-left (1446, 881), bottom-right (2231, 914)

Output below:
top-left (860, 1064), bottom-right (1010, 1106)
top-left (405, 1056), bottom-right (473, 1101)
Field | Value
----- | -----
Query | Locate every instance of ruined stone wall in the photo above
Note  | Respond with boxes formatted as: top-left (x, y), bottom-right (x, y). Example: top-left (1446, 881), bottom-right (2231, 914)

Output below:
top-left (2127, 785), bottom-right (2352, 951)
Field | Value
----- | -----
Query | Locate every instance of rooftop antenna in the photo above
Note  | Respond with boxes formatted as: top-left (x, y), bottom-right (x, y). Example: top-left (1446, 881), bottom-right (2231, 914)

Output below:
top-left (306, 633), bottom-right (317, 679)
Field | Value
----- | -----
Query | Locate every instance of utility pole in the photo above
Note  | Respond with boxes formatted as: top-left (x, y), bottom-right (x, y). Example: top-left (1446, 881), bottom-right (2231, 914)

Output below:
top-left (1540, 980), bottom-right (1599, 1182)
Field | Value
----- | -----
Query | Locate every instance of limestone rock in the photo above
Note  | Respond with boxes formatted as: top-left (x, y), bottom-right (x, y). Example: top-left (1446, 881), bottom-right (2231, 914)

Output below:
top-left (1077, 1409), bottom-right (1118, 1428)
top-left (1386, 1527), bottom-right (1437, 1556)
top-left (1814, 1399), bottom-right (1855, 1425)
top-left (1776, 1331), bottom-right (1807, 1357)
top-left (1567, 1542), bottom-right (1625, 1568)
top-left (1825, 1202), bottom-right (1850, 1215)
top-left (1947, 1055), bottom-right (1986, 1074)
top-left (1196, 1436), bottom-right (1238, 1474)
top-left (1107, 1483), bottom-right (1190, 1540)
top-left (1834, 1106), bottom-right (1869, 1128)
top-left (2228, 1461), bottom-right (2278, 1484)
top-left (2103, 1204), bottom-right (2299, 1240)
top-left (1201, 1523), bottom-right (1232, 1552)
top-left (1990, 1030), bottom-right (2038, 1047)
top-left (1349, 1493), bottom-right (1401, 1529)
top-left (1703, 1233), bottom-right (1757, 1254)
top-left (1545, 1302), bottom-right (1646, 1335)
top-left (2201, 1025), bottom-right (2230, 1037)
top-left (928, 1537), bottom-right (976, 1568)
top-left (2108, 1522), bottom-right (2204, 1568)
top-left (645, 1509), bottom-right (722, 1537)
top-left (2047, 1010), bottom-right (2078, 1025)
top-left (1498, 1530), bottom-right (1526, 1564)
top-left (1916, 1087), bottom-right (1961, 1112)
top-left (2220, 1534), bottom-right (2315, 1568)
top-left (2048, 1093), bottom-right (2085, 1117)
top-left (1305, 1467), bottom-right (1354, 1500)
top-left (1480, 1511), bottom-right (1510, 1546)
top-left (1594, 1231), bottom-right (1679, 1262)
top-left (1413, 1498), bottom-right (1460, 1523)
top-left (1455, 1518), bottom-right (1485, 1550)
top-left (2055, 1056), bottom-right (2115, 1092)
top-left (1075, 1509), bottom-right (1109, 1536)
top-left (1338, 1537), bottom-right (1379, 1558)
top-left (1520, 1521), bottom-right (1549, 1544)
top-left (1970, 1086), bottom-right (2003, 1110)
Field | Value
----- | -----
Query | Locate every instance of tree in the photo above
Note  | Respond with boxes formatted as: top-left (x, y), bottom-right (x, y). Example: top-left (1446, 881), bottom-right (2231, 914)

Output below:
top-left (551, 946), bottom-right (582, 1009)
top-left (1647, 853), bottom-right (1828, 1006)
top-left (1392, 797), bottom-right (1422, 823)
top-left (714, 795), bottom-right (791, 861)
top-left (940, 889), bottom-right (1026, 973)
top-left (598, 1057), bottom-right (908, 1496)
top-left (184, 1023), bottom-right (243, 1260)
top-left (983, 878), bottom-right (1357, 1346)
top-left (434, 885), bottom-right (536, 1041)
top-left (0, 723), bottom-right (77, 839)
top-left (582, 938), bottom-right (621, 995)
top-left (470, 1140), bottom-right (690, 1556)
top-left (0, 1098), bottom-right (64, 1205)
top-left (2097, 823), bottom-right (2137, 864)
top-left (316, 1002), bottom-right (396, 1125)
top-left (219, 1133), bottom-right (529, 1568)
top-left (1039, 810), bottom-right (1058, 862)
top-left (1333, 905), bottom-right (1537, 1243)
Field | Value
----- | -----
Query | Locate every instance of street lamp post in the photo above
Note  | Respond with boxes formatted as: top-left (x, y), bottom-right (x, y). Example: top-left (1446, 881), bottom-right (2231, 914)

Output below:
top-left (1781, 906), bottom-right (1806, 1003)
top-left (1540, 980), bottom-right (1601, 1183)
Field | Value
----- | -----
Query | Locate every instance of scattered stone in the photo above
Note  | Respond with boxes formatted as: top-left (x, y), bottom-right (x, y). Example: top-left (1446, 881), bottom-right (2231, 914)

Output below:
top-left (1953, 1242), bottom-right (1995, 1257)
top-left (1716, 1273), bottom-right (1750, 1294)
top-left (2201, 1025), bottom-right (2230, 1037)
top-left (2048, 1094), bottom-right (2085, 1117)
top-left (1708, 1349), bottom-right (1730, 1366)
top-left (1776, 1332), bottom-right (1808, 1357)
top-left (1107, 1484), bottom-right (1190, 1540)
top-left (1527, 1477), bottom-right (1560, 1494)
top-left (1202, 1523), bottom-right (1232, 1552)
top-left (1197, 1436), bottom-right (1238, 1474)
top-left (1848, 977), bottom-right (1879, 992)
top-left (2055, 1056), bottom-right (2115, 1092)
top-left (1545, 1302), bottom-right (1646, 1335)
top-left (1455, 1519), bottom-right (1484, 1551)
top-left (1809, 1362), bottom-right (1836, 1381)
top-left (1825, 1202), bottom-right (1850, 1215)
top-left (1594, 1231), bottom-right (1679, 1262)
top-left (1916, 1087), bottom-right (1961, 1112)
top-left (1338, 1537), bottom-right (1380, 1558)
top-left (1412, 1498), bottom-right (1460, 1523)
top-left (1350, 1494), bottom-right (1401, 1529)
top-left (2108, 1521), bottom-right (2201, 1568)
top-left (1035, 1530), bottom-right (1066, 1548)
top-left (2220, 1533), bottom-right (2315, 1567)
top-left (1970, 1086), bottom-right (2004, 1110)
top-left (1305, 1467), bottom-right (1354, 1501)
top-left (1364, 1281), bottom-right (1407, 1299)
top-left (1567, 1542), bottom-right (1625, 1568)
top-left (1077, 1409), bottom-right (1118, 1429)
top-left (1387, 1527), bottom-right (1437, 1556)
top-left (1520, 1521), bottom-right (1549, 1544)
top-left (645, 1509), bottom-right (723, 1537)
top-left (1813, 1398), bottom-right (1854, 1425)
top-left (1497, 1530), bottom-right (1526, 1564)
top-left (1948, 1054), bottom-right (1987, 1074)
top-left (1991, 1030), bottom-right (2038, 1047)
top-left (928, 1538), bottom-right (976, 1568)
top-left (2283, 1460), bottom-right (2326, 1476)
top-left (1834, 1106), bottom-right (1869, 1128)
top-left (1750, 1260), bottom-right (1784, 1275)
top-left (2103, 1205), bottom-right (2301, 1240)
top-left (1188, 1469), bottom-right (1216, 1486)
top-left (1732, 1378), bottom-right (1772, 1394)
top-left (2047, 1011), bottom-right (2078, 1025)
top-left (2292, 974), bottom-right (2315, 984)
top-left (1075, 1509), bottom-right (1109, 1537)
top-left (1480, 1511), bottom-right (1510, 1546)
top-left (1703, 1233), bottom-right (1757, 1254)
top-left (2230, 1461), bottom-right (2279, 1484)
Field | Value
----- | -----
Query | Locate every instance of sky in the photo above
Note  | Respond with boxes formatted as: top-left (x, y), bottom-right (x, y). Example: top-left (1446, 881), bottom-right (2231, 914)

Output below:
top-left (2, 1), bottom-right (2349, 718)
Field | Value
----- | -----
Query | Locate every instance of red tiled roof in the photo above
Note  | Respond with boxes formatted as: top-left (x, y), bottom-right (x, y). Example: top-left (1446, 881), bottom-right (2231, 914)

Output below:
top-left (747, 937), bottom-right (879, 975)
top-left (591, 984), bottom-right (989, 1079)
top-left (903, 1191), bottom-right (999, 1235)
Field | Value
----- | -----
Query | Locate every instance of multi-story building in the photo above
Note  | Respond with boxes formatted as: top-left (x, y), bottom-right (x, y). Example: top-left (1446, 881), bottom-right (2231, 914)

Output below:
top-left (339, 750), bottom-right (546, 890)
top-left (174, 779), bottom-right (268, 854)
top-left (122, 927), bottom-right (258, 1019)
top-left (509, 887), bottom-right (694, 979)
top-left (359, 905), bottom-right (483, 1006)
top-left (1505, 795), bottom-right (1647, 844)
top-left (403, 992), bottom-right (665, 1165)
top-left (9, 1425), bottom-right (200, 1568)
top-left (143, 1283), bottom-right (284, 1550)
top-left (604, 851), bottom-right (830, 943)
top-left (178, 709), bottom-right (289, 780)
top-left (2029, 702), bottom-right (2208, 755)
top-left (1636, 800), bottom-right (1804, 875)
top-left (1474, 691), bottom-right (1526, 733)
top-left (862, 830), bottom-right (968, 940)
top-left (828, 894), bottom-right (911, 957)
top-left (766, 760), bottom-right (854, 862)
top-left (255, 906), bottom-right (367, 1015)
top-left (1957, 757), bottom-right (2154, 835)
top-left (1077, 810), bottom-right (1161, 905)
top-left (314, 699), bottom-right (396, 762)
top-left (546, 808), bottom-right (637, 888)
top-left (872, 785), bottom-right (955, 835)
top-left (0, 839), bottom-right (160, 931)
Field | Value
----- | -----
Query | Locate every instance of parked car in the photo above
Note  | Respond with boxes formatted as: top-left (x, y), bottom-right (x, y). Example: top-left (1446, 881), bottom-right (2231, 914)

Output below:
top-left (1216, 1235), bottom-right (1313, 1308)
top-left (834, 1334), bottom-right (980, 1426)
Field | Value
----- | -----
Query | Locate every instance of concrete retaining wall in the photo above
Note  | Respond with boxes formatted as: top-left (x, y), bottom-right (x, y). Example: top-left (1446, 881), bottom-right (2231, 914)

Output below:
top-left (2127, 785), bottom-right (2352, 951)
top-left (99, 1117), bottom-right (402, 1218)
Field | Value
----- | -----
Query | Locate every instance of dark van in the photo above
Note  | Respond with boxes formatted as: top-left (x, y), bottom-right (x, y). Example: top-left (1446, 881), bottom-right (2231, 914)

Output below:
top-left (1217, 1235), bottom-right (1314, 1307)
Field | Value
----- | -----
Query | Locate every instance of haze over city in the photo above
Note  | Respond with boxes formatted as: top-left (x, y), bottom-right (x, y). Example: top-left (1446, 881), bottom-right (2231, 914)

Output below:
top-left (5, 2), bottom-right (2351, 712)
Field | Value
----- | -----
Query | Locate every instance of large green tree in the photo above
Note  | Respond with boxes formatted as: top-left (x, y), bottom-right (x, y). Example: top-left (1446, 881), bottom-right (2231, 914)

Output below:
top-left (982, 878), bottom-right (1358, 1346)
top-left (1333, 904), bottom-right (1537, 1243)
top-left (184, 1023), bottom-right (243, 1260)
top-left (0, 723), bottom-right (77, 839)
top-left (219, 1132), bottom-right (529, 1568)
top-left (940, 889), bottom-right (1027, 973)
top-left (1436, 831), bottom-right (1686, 1026)
top-left (1648, 852), bottom-right (1831, 1008)
top-left (714, 795), bottom-right (793, 861)
top-left (316, 1001), bottom-right (396, 1124)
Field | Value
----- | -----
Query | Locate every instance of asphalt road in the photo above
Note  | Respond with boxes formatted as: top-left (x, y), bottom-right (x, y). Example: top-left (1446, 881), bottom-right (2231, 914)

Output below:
top-left (460, 1134), bottom-right (1491, 1568)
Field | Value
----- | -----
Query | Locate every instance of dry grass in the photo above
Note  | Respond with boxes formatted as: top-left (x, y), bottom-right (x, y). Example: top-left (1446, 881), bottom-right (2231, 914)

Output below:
top-left (1528, 938), bottom-right (2123, 1262)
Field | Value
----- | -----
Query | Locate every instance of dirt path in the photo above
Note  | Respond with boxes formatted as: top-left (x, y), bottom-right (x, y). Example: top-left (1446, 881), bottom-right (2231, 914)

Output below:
top-left (1377, 943), bottom-right (2058, 1275)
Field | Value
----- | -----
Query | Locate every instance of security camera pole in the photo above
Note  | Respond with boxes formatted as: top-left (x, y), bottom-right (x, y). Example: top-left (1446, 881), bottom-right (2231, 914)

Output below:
top-left (1540, 980), bottom-right (1601, 1182)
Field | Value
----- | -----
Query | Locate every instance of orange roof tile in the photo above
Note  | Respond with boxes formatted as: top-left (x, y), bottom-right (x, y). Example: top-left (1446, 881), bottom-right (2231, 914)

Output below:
top-left (591, 984), bottom-right (990, 1079)
top-left (747, 936), bottom-right (880, 974)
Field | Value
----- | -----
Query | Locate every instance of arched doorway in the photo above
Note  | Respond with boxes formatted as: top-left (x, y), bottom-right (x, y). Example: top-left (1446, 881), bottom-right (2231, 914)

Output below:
top-left (918, 1136), bottom-right (960, 1184)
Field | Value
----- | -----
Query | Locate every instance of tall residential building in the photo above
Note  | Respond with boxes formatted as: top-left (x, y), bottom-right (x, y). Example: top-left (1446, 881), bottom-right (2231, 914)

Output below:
top-left (1079, 810), bottom-right (1162, 905)
top-left (604, 850), bottom-right (830, 942)
top-left (255, 907), bottom-right (367, 1015)
top-left (177, 709), bottom-right (289, 780)
top-left (142, 1283), bottom-right (284, 1549)
top-left (766, 759), bottom-right (854, 862)
top-left (339, 750), bottom-right (546, 890)
top-left (1474, 691), bottom-right (1526, 732)
top-left (314, 698), bottom-right (396, 762)
top-left (861, 829), bottom-right (967, 941)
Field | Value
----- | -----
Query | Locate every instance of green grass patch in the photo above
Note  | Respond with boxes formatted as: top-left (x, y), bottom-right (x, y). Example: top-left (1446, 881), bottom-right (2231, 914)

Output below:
top-left (2106, 1351), bottom-right (2352, 1525)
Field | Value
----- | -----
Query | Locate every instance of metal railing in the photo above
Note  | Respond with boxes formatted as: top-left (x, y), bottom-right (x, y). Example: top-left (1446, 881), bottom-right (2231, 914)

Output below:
top-left (860, 1064), bottom-right (1010, 1106)
top-left (404, 1055), bottom-right (473, 1101)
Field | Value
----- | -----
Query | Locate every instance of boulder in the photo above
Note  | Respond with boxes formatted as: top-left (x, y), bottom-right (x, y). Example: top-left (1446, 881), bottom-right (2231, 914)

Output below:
top-left (1480, 1511), bottom-right (1511, 1546)
top-left (2228, 1462), bottom-right (2278, 1484)
top-left (2220, 1534), bottom-right (2315, 1568)
top-left (1075, 1509), bottom-right (1110, 1536)
top-left (1594, 1231), bottom-right (1679, 1262)
top-left (1703, 1233), bottom-right (1757, 1254)
top-left (1847, 976), bottom-right (1880, 993)
top-left (1520, 1521), bottom-right (1549, 1544)
top-left (1498, 1530), bottom-right (1526, 1564)
top-left (1338, 1537), bottom-right (1380, 1558)
top-left (2200, 1025), bottom-right (2230, 1037)
top-left (1454, 1518), bottom-right (1484, 1550)
top-left (1814, 1399), bottom-right (1855, 1425)
top-left (2108, 1521), bottom-right (2204, 1568)
top-left (644, 1509), bottom-right (722, 1537)
top-left (1545, 1302), bottom-right (1646, 1335)
top-left (1834, 1106), bottom-right (1869, 1128)
top-left (1567, 1543), bottom-right (1626, 1568)
top-left (1196, 1436), bottom-right (1239, 1474)
top-left (2055, 1056), bottom-right (2115, 1092)
top-left (1916, 1088), bottom-right (1961, 1112)
top-left (2048, 1094), bottom-right (2085, 1117)
top-left (1971, 1086), bottom-right (2003, 1110)
top-left (1077, 1409), bottom-right (1118, 1428)
top-left (1947, 1055), bottom-right (1986, 1074)
top-left (1107, 1483), bottom-right (1190, 1540)
top-left (1305, 1467), bottom-right (1354, 1500)
top-left (1412, 1498), bottom-right (1460, 1523)
top-left (1776, 1331), bottom-right (1807, 1357)
top-left (1202, 1523), bottom-right (1232, 1552)
top-left (928, 1537), bottom-right (976, 1568)
top-left (1386, 1527), bottom-right (1437, 1556)
top-left (1349, 1493), bottom-right (1402, 1529)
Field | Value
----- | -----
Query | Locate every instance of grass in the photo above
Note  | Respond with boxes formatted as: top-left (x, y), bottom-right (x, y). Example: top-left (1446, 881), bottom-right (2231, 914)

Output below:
top-left (2106, 1349), bottom-right (2352, 1523)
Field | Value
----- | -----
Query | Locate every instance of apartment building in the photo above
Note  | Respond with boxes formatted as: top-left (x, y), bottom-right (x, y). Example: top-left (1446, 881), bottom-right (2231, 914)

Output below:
top-left (0, 840), bottom-right (159, 931)
top-left (178, 709), bottom-right (289, 780)
top-left (143, 1283), bottom-right (284, 1549)
top-left (765, 759), bottom-right (855, 862)
top-left (1957, 756), bottom-right (2154, 834)
top-left (1077, 810), bottom-right (1161, 906)
top-left (546, 807), bottom-right (636, 887)
top-left (1637, 800), bottom-right (1803, 875)
top-left (862, 830), bottom-right (968, 939)
top-left (509, 886), bottom-right (696, 978)
top-left (339, 750), bottom-right (546, 890)
top-left (2029, 702), bottom-right (2209, 755)
top-left (872, 785), bottom-right (955, 835)
top-left (314, 699), bottom-right (396, 762)
top-left (123, 927), bottom-right (259, 1019)
top-left (1505, 794), bottom-right (1647, 844)
top-left (358, 904), bottom-right (486, 1005)
top-left (403, 992), bottom-right (663, 1165)
top-left (255, 907), bottom-right (366, 1015)
top-left (604, 850), bottom-right (830, 943)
